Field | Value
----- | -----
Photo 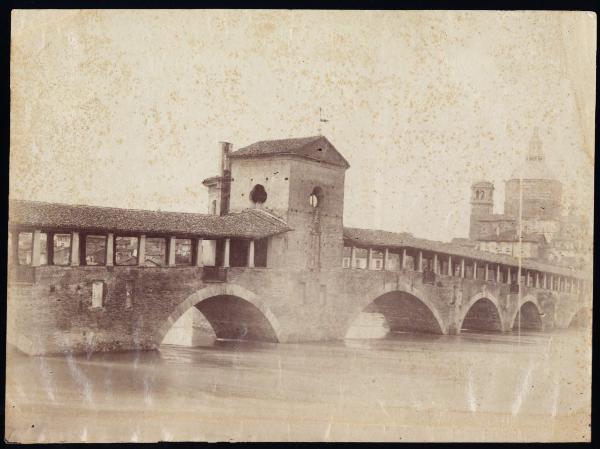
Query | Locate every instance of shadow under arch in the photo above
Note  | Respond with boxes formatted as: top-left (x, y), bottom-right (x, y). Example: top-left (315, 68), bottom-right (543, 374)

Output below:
top-left (459, 293), bottom-right (504, 333)
top-left (510, 296), bottom-right (543, 331)
top-left (347, 286), bottom-right (447, 337)
top-left (155, 284), bottom-right (281, 345)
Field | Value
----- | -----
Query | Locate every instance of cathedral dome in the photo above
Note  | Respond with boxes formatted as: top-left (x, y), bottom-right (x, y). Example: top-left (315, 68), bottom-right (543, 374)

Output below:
top-left (504, 128), bottom-right (562, 220)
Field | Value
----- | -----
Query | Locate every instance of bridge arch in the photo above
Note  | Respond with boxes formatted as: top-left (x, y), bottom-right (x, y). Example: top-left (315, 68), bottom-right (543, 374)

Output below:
top-left (510, 296), bottom-right (543, 331)
top-left (346, 282), bottom-right (448, 336)
top-left (458, 292), bottom-right (505, 333)
top-left (155, 284), bottom-right (282, 345)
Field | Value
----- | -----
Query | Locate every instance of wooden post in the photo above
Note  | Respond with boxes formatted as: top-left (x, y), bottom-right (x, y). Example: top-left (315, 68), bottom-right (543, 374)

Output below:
top-left (195, 238), bottom-right (204, 267)
top-left (484, 263), bottom-right (489, 281)
top-left (248, 240), bottom-right (255, 268)
top-left (70, 232), bottom-right (80, 266)
top-left (507, 267), bottom-right (511, 284)
top-left (496, 264), bottom-right (500, 283)
top-left (168, 236), bottom-right (176, 266)
top-left (350, 246), bottom-right (356, 269)
top-left (535, 272), bottom-right (540, 288)
top-left (433, 253), bottom-right (438, 274)
top-left (31, 230), bottom-right (42, 267)
top-left (383, 248), bottom-right (389, 271)
top-left (418, 251), bottom-right (423, 272)
top-left (473, 260), bottom-right (478, 280)
top-left (461, 258), bottom-right (465, 278)
top-left (367, 248), bottom-right (373, 270)
top-left (138, 234), bottom-right (146, 266)
top-left (402, 248), bottom-right (407, 269)
top-left (106, 233), bottom-right (114, 266)
top-left (223, 238), bottom-right (230, 268)
top-left (448, 255), bottom-right (452, 276)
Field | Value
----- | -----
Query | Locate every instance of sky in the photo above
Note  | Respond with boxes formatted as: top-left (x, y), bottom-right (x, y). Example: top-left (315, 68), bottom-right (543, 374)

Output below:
top-left (10, 10), bottom-right (596, 241)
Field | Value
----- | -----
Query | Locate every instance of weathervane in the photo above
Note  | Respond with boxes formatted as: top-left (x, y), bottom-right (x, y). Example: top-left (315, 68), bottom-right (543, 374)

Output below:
top-left (318, 107), bottom-right (329, 135)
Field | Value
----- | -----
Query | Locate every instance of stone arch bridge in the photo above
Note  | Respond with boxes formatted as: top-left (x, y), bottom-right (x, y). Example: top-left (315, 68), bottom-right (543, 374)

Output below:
top-left (7, 200), bottom-right (592, 355)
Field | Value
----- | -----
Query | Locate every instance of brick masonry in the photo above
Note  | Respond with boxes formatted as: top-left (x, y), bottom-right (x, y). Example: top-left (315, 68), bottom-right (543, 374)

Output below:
top-left (7, 264), bottom-right (587, 355)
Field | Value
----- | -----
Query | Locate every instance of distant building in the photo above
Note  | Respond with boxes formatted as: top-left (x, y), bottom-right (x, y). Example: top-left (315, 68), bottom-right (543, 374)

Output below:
top-left (468, 128), bottom-right (591, 268)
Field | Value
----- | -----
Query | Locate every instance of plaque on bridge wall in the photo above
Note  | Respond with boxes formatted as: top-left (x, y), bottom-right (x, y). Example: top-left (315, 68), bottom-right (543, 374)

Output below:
top-left (6, 9), bottom-right (594, 444)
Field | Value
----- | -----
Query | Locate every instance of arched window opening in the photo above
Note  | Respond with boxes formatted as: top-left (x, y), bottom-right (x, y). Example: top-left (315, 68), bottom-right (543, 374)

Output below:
top-left (250, 184), bottom-right (267, 204)
top-left (309, 186), bottom-right (324, 208)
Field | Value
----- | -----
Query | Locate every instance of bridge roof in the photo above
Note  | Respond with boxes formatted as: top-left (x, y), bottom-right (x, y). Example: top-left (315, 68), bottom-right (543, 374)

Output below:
top-left (9, 200), bottom-right (291, 239)
top-left (343, 227), bottom-right (584, 278)
top-left (228, 135), bottom-right (350, 168)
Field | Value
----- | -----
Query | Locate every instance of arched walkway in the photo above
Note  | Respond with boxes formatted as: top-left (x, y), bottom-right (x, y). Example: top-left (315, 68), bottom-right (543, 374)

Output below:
top-left (156, 284), bottom-right (281, 345)
top-left (459, 293), bottom-right (504, 333)
top-left (511, 298), bottom-right (543, 331)
top-left (347, 288), bottom-right (446, 337)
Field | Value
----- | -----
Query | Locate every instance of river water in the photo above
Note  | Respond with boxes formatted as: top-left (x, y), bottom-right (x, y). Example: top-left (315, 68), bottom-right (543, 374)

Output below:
top-left (5, 328), bottom-right (591, 442)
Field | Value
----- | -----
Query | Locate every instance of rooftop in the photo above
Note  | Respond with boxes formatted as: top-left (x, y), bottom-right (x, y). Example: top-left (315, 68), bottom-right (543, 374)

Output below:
top-left (478, 230), bottom-right (547, 243)
top-left (9, 199), bottom-right (292, 239)
top-left (343, 227), bottom-right (581, 278)
top-left (228, 135), bottom-right (350, 168)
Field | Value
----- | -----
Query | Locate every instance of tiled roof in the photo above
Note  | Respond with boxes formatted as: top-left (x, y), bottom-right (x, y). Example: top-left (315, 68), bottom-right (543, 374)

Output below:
top-left (228, 135), bottom-right (350, 168)
top-left (343, 227), bottom-right (584, 278)
top-left (9, 200), bottom-right (291, 239)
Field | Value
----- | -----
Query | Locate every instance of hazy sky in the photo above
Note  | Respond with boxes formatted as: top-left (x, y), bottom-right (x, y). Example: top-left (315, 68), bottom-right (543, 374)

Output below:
top-left (10, 10), bottom-right (596, 241)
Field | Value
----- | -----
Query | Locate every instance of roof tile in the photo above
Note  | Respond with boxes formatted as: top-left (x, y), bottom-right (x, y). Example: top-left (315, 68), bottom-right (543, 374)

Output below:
top-left (343, 227), bottom-right (583, 278)
top-left (9, 200), bottom-right (291, 239)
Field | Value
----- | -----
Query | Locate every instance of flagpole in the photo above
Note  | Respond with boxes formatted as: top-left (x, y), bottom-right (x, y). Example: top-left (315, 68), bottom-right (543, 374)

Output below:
top-left (517, 154), bottom-right (523, 344)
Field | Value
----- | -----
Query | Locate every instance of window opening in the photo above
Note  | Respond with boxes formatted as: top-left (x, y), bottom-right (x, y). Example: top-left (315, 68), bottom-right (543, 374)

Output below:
top-left (175, 238), bottom-right (193, 265)
top-left (17, 232), bottom-right (33, 265)
top-left (85, 235), bottom-right (107, 266)
top-left (145, 237), bottom-right (167, 266)
top-left (115, 236), bottom-right (139, 266)
top-left (250, 184), bottom-right (267, 204)
top-left (309, 186), bottom-right (324, 208)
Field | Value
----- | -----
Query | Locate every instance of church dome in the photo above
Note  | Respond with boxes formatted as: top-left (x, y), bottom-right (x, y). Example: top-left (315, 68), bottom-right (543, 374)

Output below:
top-left (504, 128), bottom-right (562, 219)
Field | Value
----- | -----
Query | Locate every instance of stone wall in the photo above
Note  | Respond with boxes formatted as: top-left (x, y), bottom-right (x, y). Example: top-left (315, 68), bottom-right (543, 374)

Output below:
top-left (7, 263), bottom-right (586, 356)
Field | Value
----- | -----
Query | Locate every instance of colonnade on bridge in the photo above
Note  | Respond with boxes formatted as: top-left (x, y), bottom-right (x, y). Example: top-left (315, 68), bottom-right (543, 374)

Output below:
top-left (342, 236), bottom-right (589, 297)
top-left (6, 199), bottom-right (592, 356)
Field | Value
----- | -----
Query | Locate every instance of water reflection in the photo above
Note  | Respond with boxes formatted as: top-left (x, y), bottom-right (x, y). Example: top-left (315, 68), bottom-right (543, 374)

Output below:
top-left (6, 327), bottom-right (591, 443)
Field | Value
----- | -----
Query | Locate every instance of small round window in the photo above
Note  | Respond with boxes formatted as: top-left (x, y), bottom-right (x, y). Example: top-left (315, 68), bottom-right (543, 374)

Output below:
top-left (250, 184), bottom-right (267, 204)
top-left (309, 186), bottom-right (324, 208)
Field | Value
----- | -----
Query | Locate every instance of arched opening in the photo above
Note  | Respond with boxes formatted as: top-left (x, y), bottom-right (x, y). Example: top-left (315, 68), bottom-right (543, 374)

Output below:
top-left (512, 301), bottom-right (543, 331)
top-left (309, 186), bottom-right (324, 208)
top-left (461, 298), bottom-right (503, 333)
top-left (346, 291), bottom-right (444, 339)
top-left (568, 308), bottom-right (592, 330)
top-left (160, 294), bottom-right (279, 347)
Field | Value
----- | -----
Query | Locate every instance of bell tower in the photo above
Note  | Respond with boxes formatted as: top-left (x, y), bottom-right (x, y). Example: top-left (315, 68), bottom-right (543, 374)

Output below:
top-left (470, 181), bottom-right (494, 216)
top-left (469, 181), bottom-right (494, 239)
top-left (226, 135), bottom-right (350, 270)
